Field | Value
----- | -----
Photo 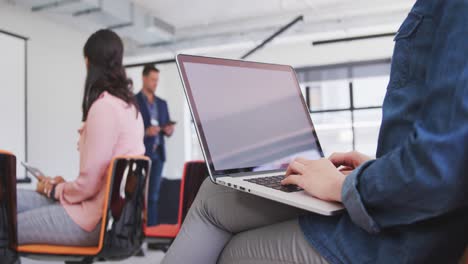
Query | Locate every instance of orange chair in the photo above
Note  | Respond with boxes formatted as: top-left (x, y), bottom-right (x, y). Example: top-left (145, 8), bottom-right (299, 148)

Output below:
top-left (0, 153), bottom-right (150, 264)
top-left (0, 150), bottom-right (19, 264)
top-left (144, 160), bottom-right (208, 252)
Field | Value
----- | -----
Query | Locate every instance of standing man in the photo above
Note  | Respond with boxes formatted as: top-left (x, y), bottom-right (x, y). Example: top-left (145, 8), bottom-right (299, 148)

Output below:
top-left (136, 65), bottom-right (175, 226)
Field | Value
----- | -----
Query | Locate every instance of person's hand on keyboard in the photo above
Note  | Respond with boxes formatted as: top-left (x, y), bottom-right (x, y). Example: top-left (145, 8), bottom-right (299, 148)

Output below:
top-left (329, 151), bottom-right (372, 175)
top-left (281, 157), bottom-right (346, 202)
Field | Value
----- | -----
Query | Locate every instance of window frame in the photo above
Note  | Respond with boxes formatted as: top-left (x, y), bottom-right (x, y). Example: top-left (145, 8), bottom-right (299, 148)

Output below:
top-left (297, 58), bottom-right (391, 151)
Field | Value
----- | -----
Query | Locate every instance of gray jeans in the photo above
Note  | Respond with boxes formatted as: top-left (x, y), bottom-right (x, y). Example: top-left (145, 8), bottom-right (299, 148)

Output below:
top-left (162, 178), bottom-right (329, 264)
top-left (15, 189), bottom-right (100, 246)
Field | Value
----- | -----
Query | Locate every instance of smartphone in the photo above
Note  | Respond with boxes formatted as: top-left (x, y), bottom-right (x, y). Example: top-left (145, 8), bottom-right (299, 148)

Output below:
top-left (21, 162), bottom-right (45, 180)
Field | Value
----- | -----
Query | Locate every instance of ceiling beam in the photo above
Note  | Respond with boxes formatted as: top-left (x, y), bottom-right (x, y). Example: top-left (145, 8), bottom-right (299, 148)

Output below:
top-left (312, 32), bottom-right (396, 46)
top-left (241, 15), bottom-right (303, 59)
top-left (31, 0), bottom-right (80, 12)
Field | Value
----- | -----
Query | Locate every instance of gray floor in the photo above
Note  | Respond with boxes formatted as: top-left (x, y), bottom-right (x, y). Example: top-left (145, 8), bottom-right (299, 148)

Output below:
top-left (20, 243), bottom-right (165, 264)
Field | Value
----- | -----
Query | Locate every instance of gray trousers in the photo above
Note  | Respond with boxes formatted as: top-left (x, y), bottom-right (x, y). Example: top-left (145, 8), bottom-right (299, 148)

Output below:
top-left (15, 189), bottom-right (100, 246)
top-left (162, 178), bottom-right (329, 264)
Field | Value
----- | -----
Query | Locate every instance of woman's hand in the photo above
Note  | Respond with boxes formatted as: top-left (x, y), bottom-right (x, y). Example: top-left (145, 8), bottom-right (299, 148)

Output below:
top-left (36, 176), bottom-right (65, 198)
top-left (281, 158), bottom-right (346, 202)
top-left (329, 151), bottom-right (373, 174)
top-left (36, 176), bottom-right (52, 196)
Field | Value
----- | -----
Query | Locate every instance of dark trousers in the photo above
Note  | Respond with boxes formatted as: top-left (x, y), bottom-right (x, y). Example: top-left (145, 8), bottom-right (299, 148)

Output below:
top-left (147, 158), bottom-right (164, 226)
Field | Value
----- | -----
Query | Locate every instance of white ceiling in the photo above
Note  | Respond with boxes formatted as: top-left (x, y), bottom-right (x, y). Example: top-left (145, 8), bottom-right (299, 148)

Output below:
top-left (130, 0), bottom-right (413, 55)
top-left (131, 0), bottom-right (412, 31)
top-left (132, 0), bottom-right (338, 28)
top-left (4, 0), bottom-right (414, 56)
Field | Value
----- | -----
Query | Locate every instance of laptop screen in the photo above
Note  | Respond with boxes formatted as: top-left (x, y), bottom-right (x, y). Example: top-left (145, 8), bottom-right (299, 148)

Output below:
top-left (178, 55), bottom-right (323, 176)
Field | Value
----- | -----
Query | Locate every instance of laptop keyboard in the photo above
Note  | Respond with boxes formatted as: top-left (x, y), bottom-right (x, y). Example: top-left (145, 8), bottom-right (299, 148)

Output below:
top-left (244, 175), bottom-right (303, 193)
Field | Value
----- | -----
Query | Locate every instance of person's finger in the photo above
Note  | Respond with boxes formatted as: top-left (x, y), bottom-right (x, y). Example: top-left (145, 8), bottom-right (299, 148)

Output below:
top-left (338, 166), bottom-right (353, 171)
top-left (55, 176), bottom-right (65, 183)
top-left (286, 157), bottom-right (309, 175)
top-left (286, 161), bottom-right (306, 176)
top-left (293, 157), bottom-right (309, 164)
top-left (43, 176), bottom-right (52, 183)
top-left (329, 152), bottom-right (354, 168)
top-left (36, 181), bottom-right (47, 195)
top-left (341, 170), bottom-right (353, 176)
top-left (45, 182), bottom-right (54, 197)
top-left (281, 174), bottom-right (304, 188)
top-left (36, 182), bottom-right (43, 192)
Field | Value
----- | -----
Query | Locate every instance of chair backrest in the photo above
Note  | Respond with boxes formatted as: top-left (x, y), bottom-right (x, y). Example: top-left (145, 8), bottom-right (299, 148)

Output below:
top-left (97, 156), bottom-right (150, 259)
top-left (177, 161), bottom-right (209, 226)
top-left (0, 151), bottom-right (17, 251)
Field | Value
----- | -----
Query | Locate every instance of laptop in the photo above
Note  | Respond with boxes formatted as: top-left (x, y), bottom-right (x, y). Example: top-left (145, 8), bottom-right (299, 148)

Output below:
top-left (176, 54), bottom-right (344, 216)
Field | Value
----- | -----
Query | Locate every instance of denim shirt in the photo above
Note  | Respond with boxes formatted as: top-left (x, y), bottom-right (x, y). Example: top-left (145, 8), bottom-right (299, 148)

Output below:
top-left (299, 0), bottom-right (468, 263)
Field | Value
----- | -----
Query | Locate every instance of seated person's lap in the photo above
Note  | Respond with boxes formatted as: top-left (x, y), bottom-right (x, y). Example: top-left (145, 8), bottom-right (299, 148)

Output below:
top-left (163, 178), bottom-right (326, 263)
top-left (218, 219), bottom-right (328, 264)
top-left (191, 178), bottom-right (307, 233)
top-left (16, 189), bottom-right (100, 246)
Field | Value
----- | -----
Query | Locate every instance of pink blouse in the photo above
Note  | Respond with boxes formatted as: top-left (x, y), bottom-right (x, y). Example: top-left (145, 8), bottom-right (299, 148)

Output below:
top-left (55, 91), bottom-right (145, 232)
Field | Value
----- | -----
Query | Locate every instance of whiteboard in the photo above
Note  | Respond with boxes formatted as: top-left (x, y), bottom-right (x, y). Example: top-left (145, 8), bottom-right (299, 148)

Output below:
top-left (0, 32), bottom-right (26, 179)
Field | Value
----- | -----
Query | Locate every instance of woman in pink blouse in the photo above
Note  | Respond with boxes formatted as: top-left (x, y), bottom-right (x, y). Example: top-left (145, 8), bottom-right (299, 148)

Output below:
top-left (16, 29), bottom-right (145, 246)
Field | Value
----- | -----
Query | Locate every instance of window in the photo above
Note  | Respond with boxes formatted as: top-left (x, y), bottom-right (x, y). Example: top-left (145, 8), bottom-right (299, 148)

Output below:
top-left (354, 109), bottom-right (382, 155)
top-left (190, 121), bottom-right (204, 160)
top-left (311, 111), bottom-right (353, 155)
top-left (297, 59), bottom-right (391, 156)
top-left (352, 64), bottom-right (389, 108)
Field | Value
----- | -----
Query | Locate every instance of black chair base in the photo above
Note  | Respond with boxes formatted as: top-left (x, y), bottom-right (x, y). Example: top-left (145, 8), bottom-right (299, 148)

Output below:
top-left (64, 258), bottom-right (93, 264)
top-left (134, 248), bottom-right (145, 257)
top-left (19, 254), bottom-right (93, 264)
top-left (147, 239), bottom-right (173, 253)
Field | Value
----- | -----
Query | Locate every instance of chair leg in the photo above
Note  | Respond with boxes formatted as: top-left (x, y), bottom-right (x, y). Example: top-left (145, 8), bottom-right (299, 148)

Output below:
top-left (64, 257), bottom-right (93, 264)
top-left (161, 245), bottom-right (170, 253)
top-left (147, 242), bottom-right (172, 252)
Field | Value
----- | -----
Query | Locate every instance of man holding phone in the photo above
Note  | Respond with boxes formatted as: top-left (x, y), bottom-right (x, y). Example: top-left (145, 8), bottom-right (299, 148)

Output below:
top-left (135, 65), bottom-right (175, 226)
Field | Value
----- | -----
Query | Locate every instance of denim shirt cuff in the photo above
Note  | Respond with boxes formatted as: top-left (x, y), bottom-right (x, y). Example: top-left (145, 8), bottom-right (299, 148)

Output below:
top-left (342, 160), bottom-right (381, 234)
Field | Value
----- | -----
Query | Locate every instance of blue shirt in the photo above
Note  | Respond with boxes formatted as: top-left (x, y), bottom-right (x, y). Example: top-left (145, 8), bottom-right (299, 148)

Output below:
top-left (299, 0), bottom-right (468, 263)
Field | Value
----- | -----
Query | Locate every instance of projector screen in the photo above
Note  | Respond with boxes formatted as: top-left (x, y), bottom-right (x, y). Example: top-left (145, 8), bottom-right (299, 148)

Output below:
top-left (0, 31), bottom-right (26, 179)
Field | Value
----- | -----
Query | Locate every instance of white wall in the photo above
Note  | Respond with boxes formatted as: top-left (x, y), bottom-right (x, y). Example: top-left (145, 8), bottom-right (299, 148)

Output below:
top-left (0, 33), bottom-right (26, 177)
top-left (0, 2), bottom-right (89, 186)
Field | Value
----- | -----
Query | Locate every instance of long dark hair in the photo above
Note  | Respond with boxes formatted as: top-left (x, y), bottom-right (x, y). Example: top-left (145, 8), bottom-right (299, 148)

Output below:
top-left (82, 29), bottom-right (138, 121)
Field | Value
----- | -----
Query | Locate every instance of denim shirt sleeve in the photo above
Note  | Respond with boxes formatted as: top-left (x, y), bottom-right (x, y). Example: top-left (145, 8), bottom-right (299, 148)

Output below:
top-left (341, 160), bottom-right (381, 234)
top-left (341, 0), bottom-right (468, 234)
